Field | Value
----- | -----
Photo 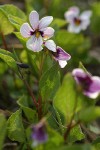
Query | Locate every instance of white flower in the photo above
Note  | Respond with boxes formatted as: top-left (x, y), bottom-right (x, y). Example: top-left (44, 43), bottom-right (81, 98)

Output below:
top-left (20, 11), bottom-right (55, 52)
top-left (64, 6), bottom-right (92, 33)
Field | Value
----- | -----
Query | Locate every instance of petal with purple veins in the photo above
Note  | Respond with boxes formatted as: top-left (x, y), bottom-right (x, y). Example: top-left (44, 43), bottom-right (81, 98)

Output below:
top-left (41, 27), bottom-right (55, 40)
top-left (26, 35), bottom-right (43, 52)
top-left (56, 46), bottom-right (71, 60)
top-left (29, 11), bottom-right (39, 30)
top-left (39, 16), bottom-right (53, 30)
top-left (20, 23), bottom-right (33, 38)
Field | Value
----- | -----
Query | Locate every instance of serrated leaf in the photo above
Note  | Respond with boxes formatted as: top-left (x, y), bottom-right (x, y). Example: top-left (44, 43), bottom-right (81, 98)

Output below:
top-left (17, 95), bottom-right (37, 123)
top-left (0, 114), bottom-right (6, 150)
top-left (7, 109), bottom-right (25, 142)
top-left (39, 64), bottom-right (60, 101)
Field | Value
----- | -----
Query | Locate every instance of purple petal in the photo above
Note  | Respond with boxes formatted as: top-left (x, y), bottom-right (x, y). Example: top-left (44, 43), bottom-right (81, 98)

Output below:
top-left (29, 11), bottom-right (39, 30)
top-left (41, 27), bottom-right (55, 40)
top-left (44, 40), bottom-right (56, 52)
top-left (32, 122), bottom-right (48, 144)
top-left (89, 76), bottom-right (100, 93)
top-left (54, 46), bottom-right (71, 61)
top-left (39, 16), bottom-right (53, 30)
top-left (26, 35), bottom-right (43, 52)
top-left (20, 23), bottom-right (33, 38)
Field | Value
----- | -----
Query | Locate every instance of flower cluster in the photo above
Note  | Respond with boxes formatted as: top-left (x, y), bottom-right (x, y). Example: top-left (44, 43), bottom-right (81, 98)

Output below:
top-left (64, 6), bottom-right (92, 33)
top-left (20, 11), bottom-right (71, 68)
top-left (72, 68), bottom-right (100, 99)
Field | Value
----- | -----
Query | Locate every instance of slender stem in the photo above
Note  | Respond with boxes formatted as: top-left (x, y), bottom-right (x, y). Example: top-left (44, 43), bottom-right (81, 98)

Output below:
top-left (64, 92), bottom-right (79, 142)
top-left (18, 68), bottom-right (38, 110)
top-left (0, 32), bottom-right (8, 50)
top-left (37, 95), bottom-right (42, 119)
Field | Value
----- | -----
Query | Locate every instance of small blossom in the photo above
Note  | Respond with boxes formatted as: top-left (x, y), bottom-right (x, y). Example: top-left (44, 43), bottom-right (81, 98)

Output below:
top-left (64, 6), bottom-right (92, 33)
top-left (44, 40), bottom-right (71, 68)
top-left (20, 11), bottom-right (54, 52)
top-left (31, 120), bottom-right (48, 146)
top-left (72, 68), bottom-right (100, 99)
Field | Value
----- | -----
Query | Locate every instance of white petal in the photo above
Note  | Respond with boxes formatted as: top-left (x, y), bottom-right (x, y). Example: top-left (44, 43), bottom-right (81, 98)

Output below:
top-left (58, 60), bottom-right (67, 68)
top-left (68, 24), bottom-right (81, 33)
top-left (29, 11), bottom-right (39, 30)
top-left (41, 27), bottom-right (55, 40)
top-left (39, 16), bottom-right (53, 30)
top-left (26, 35), bottom-right (43, 52)
top-left (83, 91), bottom-right (99, 99)
top-left (20, 23), bottom-right (33, 38)
top-left (64, 6), bottom-right (79, 23)
top-left (45, 40), bottom-right (56, 52)
top-left (80, 11), bottom-right (92, 20)
top-left (81, 20), bottom-right (90, 30)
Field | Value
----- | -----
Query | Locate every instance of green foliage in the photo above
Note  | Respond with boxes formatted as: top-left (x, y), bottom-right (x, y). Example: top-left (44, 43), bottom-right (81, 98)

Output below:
top-left (0, 49), bottom-right (18, 72)
top-left (39, 64), bottom-right (60, 101)
top-left (0, 4), bottom-right (26, 34)
top-left (17, 96), bottom-right (37, 123)
top-left (91, 2), bottom-right (100, 34)
top-left (0, 114), bottom-right (6, 150)
top-left (77, 106), bottom-right (100, 123)
top-left (7, 109), bottom-right (25, 142)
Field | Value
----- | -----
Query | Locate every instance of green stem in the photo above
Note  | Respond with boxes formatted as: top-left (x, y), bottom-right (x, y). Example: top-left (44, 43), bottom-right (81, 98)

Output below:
top-left (1, 32), bottom-right (8, 50)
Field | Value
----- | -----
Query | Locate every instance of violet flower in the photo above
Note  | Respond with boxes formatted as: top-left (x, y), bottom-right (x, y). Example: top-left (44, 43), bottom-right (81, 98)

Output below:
top-left (44, 40), bottom-right (71, 68)
top-left (64, 6), bottom-right (92, 33)
top-left (20, 11), bottom-right (55, 52)
top-left (72, 68), bottom-right (100, 99)
top-left (31, 121), bottom-right (48, 146)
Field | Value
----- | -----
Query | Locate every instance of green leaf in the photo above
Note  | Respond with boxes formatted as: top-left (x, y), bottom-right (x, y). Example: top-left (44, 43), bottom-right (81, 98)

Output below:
top-left (7, 109), bottom-right (25, 142)
top-left (93, 137), bottom-right (100, 150)
top-left (0, 10), bottom-right (14, 35)
top-left (0, 4), bottom-right (26, 34)
top-left (0, 114), bottom-right (6, 150)
top-left (51, 18), bottom-right (67, 29)
top-left (54, 73), bottom-right (76, 124)
top-left (0, 49), bottom-right (18, 72)
top-left (39, 64), bottom-right (60, 101)
top-left (77, 106), bottom-right (100, 123)
top-left (17, 96), bottom-right (37, 123)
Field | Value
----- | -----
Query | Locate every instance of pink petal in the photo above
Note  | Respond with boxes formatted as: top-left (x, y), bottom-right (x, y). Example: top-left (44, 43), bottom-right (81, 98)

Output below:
top-left (29, 11), bottom-right (39, 30)
top-left (64, 6), bottom-right (79, 23)
top-left (20, 23), bottom-right (33, 38)
top-left (39, 16), bottom-right (53, 30)
top-left (41, 27), bottom-right (55, 40)
top-left (26, 35), bottom-right (43, 52)
top-left (89, 76), bottom-right (100, 93)
top-left (58, 60), bottom-right (67, 68)
top-left (44, 40), bottom-right (56, 52)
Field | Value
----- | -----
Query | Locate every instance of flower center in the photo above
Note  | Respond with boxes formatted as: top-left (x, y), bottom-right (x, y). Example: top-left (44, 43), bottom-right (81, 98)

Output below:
top-left (74, 17), bottom-right (81, 26)
top-left (35, 31), bottom-right (40, 38)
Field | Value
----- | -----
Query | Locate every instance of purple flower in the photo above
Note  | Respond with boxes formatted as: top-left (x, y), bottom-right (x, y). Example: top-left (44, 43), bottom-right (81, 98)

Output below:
top-left (44, 40), bottom-right (71, 68)
top-left (72, 68), bottom-right (100, 99)
top-left (64, 6), bottom-right (92, 33)
top-left (31, 121), bottom-right (48, 146)
top-left (20, 11), bottom-right (55, 52)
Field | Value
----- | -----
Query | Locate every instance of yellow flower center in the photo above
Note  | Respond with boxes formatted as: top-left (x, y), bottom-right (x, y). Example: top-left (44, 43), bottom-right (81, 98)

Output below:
top-left (35, 31), bottom-right (40, 38)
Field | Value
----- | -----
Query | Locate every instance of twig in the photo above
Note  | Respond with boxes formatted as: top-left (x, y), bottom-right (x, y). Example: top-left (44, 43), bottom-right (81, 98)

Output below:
top-left (0, 32), bottom-right (8, 50)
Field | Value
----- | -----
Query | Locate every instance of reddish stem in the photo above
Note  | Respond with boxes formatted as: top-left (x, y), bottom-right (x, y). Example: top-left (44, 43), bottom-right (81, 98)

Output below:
top-left (1, 32), bottom-right (8, 50)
